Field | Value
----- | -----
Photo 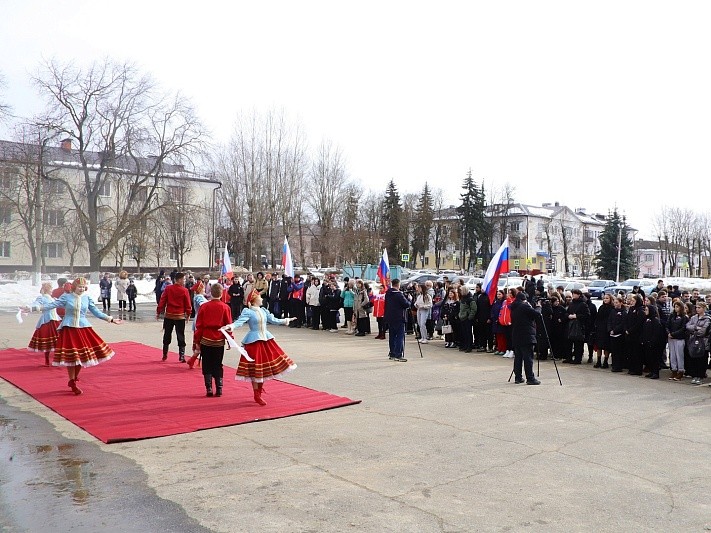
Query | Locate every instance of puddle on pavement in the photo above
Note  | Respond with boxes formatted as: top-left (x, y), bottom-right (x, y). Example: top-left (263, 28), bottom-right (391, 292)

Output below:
top-left (0, 398), bottom-right (213, 532)
top-left (25, 442), bottom-right (94, 505)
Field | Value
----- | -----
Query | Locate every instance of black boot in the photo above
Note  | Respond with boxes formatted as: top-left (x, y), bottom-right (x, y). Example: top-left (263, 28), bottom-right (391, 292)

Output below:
top-left (204, 374), bottom-right (213, 397)
top-left (179, 347), bottom-right (186, 363)
top-left (215, 377), bottom-right (223, 397)
top-left (162, 345), bottom-right (169, 361)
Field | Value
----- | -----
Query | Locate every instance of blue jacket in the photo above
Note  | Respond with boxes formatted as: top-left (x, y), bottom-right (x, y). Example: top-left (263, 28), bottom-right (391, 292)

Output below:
top-left (384, 288), bottom-right (411, 325)
top-left (342, 288), bottom-right (355, 308)
top-left (35, 293), bottom-right (110, 329)
top-left (31, 294), bottom-right (60, 328)
top-left (192, 294), bottom-right (208, 332)
top-left (230, 306), bottom-right (288, 344)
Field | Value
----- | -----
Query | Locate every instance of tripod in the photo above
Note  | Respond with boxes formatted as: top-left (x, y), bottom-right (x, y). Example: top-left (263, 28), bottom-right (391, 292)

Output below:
top-left (412, 320), bottom-right (424, 358)
top-left (507, 307), bottom-right (563, 385)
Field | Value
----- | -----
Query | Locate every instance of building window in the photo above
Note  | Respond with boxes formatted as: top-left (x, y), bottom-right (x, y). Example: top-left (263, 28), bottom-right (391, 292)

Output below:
top-left (644, 254), bottom-right (654, 262)
top-left (42, 242), bottom-right (63, 258)
top-left (168, 186), bottom-right (186, 204)
top-left (43, 209), bottom-right (64, 226)
top-left (0, 204), bottom-right (10, 224)
top-left (169, 246), bottom-right (178, 260)
top-left (134, 185), bottom-right (148, 203)
top-left (98, 181), bottom-right (111, 197)
top-left (510, 221), bottom-right (521, 232)
top-left (511, 237), bottom-right (521, 249)
top-left (47, 180), bottom-right (65, 194)
top-left (0, 241), bottom-right (9, 257)
top-left (0, 167), bottom-right (17, 189)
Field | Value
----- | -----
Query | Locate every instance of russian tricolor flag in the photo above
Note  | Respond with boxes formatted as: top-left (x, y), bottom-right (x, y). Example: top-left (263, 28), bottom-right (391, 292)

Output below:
top-left (221, 243), bottom-right (233, 280)
top-left (377, 248), bottom-right (390, 288)
top-left (282, 237), bottom-right (294, 278)
top-left (482, 236), bottom-right (509, 304)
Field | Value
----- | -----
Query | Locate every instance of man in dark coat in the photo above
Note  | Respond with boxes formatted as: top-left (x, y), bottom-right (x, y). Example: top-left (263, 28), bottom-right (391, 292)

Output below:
top-left (510, 291), bottom-right (543, 384)
top-left (474, 283), bottom-right (492, 352)
top-left (268, 274), bottom-right (283, 318)
top-left (565, 289), bottom-right (590, 364)
top-left (384, 279), bottom-right (412, 362)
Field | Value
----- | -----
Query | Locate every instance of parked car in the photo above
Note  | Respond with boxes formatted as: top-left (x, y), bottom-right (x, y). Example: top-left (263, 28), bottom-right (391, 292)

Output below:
top-left (587, 279), bottom-right (616, 299)
top-left (497, 277), bottom-right (523, 290)
top-left (604, 279), bottom-right (643, 297)
top-left (403, 274), bottom-right (440, 286)
top-left (563, 281), bottom-right (587, 293)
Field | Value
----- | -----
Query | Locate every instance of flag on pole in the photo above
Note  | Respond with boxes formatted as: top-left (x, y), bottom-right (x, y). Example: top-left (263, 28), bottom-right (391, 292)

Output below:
top-left (282, 237), bottom-right (294, 278)
top-left (377, 248), bottom-right (391, 288)
top-left (482, 236), bottom-right (509, 304)
top-left (221, 243), bottom-right (233, 280)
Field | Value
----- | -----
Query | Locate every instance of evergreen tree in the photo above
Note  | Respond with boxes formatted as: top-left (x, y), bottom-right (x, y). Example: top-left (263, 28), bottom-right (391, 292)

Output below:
top-left (411, 182), bottom-right (434, 268)
top-left (382, 180), bottom-right (406, 260)
top-left (595, 210), bottom-right (634, 280)
top-left (456, 170), bottom-right (487, 271)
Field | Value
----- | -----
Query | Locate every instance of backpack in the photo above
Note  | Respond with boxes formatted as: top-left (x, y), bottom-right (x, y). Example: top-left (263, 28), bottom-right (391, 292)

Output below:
top-left (498, 301), bottom-right (512, 326)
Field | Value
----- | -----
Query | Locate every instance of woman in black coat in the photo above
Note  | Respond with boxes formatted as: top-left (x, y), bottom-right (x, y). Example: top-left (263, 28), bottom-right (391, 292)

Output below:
top-left (593, 294), bottom-right (613, 368)
top-left (640, 304), bottom-right (666, 379)
top-left (607, 296), bottom-right (628, 372)
top-left (440, 287), bottom-right (461, 348)
top-left (624, 294), bottom-right (645, 375)
top-left (549, 294), bottom-right (568, 360)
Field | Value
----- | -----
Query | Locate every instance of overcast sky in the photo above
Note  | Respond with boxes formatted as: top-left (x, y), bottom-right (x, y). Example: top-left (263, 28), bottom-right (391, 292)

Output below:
top-left (1, 1), bottom-right (709, 240)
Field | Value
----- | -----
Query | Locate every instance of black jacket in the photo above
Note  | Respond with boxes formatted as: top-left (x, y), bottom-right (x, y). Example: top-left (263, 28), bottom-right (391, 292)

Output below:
top-left (384, 288), bottom-right (411, 325)
top-left (475, 291), bottom-right (491, 322)
top-left (667, 313), bottom-right (688, 340)
top-left (510, 294), bottom-right (542, 346)
top-left (607, 307), bottom-right (627, 336)
top-left (624, 303), bottom-right (645, 339)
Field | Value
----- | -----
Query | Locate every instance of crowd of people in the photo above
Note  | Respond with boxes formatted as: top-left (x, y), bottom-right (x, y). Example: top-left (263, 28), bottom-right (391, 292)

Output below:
top-left (23, 269), bottom-right (711, 397)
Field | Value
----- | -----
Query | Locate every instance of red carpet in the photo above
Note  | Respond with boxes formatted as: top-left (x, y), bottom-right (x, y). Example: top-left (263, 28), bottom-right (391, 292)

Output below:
top-left (0, 341), bottom-right (360, 443)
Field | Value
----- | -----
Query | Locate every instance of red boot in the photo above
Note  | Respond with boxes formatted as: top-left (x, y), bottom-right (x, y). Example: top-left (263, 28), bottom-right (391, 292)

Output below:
top-left (68, 379), bottom-right (83, 395)
top-left (253, 387), bottom-right (266, 406)
top-left (44, 352), bottom-right (50, 366)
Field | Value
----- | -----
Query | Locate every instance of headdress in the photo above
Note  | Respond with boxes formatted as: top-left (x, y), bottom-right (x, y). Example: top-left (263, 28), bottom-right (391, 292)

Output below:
top-left (72, 277), bottom-right (88, 288)
top-left (247, 289), bottom-right (260, 305)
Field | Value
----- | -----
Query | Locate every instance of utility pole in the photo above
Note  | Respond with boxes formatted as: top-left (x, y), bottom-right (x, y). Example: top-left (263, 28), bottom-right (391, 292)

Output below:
top-left (615, 214), bottom-right (625, 282)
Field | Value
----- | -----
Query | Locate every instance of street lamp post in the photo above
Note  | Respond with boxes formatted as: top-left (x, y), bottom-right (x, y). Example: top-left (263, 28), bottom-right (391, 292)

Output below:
top-left (615, 214), bottom-right (625, 282)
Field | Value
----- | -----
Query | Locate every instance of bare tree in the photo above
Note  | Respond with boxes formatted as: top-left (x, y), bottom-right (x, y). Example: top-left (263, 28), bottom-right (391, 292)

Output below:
top-left (0, 127), bottom-right (50, 277)
top-left (665, 207), bottom-right (692, 276)
top-left (161, 186), bottom-right (206, 270)
top-left (0, 72), bottom-right (11, 123)
top-left (33, 59), bottom-right (206, 279)
top-left (61, 210), bottom-right (85, 274)
top-left (306, 140), bottom-right (348, 267)
top-left (430, 188), bottom-right (449, 271)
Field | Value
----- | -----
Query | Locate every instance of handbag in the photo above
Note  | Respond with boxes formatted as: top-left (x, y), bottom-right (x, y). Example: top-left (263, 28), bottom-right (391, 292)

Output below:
top-left (567, 320), bottom-right (584, 342)
top-left (688, 334), bottom-right (707, 358)
top-left (442, 322), bottom-right (453, 334)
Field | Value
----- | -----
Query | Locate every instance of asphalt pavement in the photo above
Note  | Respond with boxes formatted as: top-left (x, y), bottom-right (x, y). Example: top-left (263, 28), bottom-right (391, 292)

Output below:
top-left (1, 303), bottom-right (710, 532)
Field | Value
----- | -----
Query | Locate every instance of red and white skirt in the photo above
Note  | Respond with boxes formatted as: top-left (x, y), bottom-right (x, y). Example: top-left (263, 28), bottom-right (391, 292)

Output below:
top-left (235, 339), bottom-right (296, 383)
top-left (28, 320), bottom-right (60, 352)
top-left (52, 326), bottom-right (115, 368)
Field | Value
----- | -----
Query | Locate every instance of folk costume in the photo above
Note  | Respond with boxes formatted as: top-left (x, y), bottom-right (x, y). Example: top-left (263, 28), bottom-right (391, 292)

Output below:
top-left (228, 290), bottom-right (296, 405)
top-left (27, 291), bottom-right (61, 366)
top-left (31, 277), bottom-right (116, 395)
top-left (156, 275), bottom-right (192, 362)
top-left (193, 296), bottom-right (233, 397)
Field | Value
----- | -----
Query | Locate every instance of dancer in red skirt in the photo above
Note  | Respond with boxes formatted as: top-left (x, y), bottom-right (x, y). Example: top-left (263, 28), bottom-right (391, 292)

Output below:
top-left (27, 282), bottom-right (62, 366)
top-left (222, 289), bottom-right (296, 406)
top-left (25, 277), bottom-right (122, 395)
